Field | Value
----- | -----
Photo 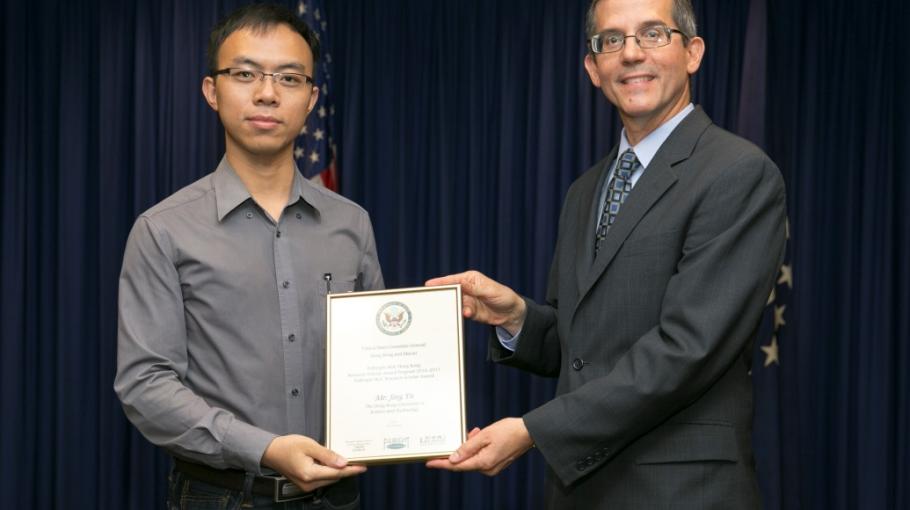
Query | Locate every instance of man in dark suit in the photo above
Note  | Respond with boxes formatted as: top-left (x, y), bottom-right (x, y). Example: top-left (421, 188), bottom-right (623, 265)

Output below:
top-left (426, 0), bottom-right (786, 507)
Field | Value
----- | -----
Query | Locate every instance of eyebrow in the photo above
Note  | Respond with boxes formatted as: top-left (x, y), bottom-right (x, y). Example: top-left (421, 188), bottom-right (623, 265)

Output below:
top-left (229, 56), bottom-right (308, 73)
top-left (599, 19), bottom-right (670, 33)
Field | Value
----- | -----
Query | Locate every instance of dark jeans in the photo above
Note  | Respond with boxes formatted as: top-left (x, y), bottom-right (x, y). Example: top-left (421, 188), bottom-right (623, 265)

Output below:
top-left (166, 467), bottom-right (359, 510)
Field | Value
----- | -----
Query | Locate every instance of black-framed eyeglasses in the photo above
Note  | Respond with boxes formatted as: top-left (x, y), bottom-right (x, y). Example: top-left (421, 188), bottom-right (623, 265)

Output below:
top-left (589, 24), bottom-right (687, 54)
top-left (213, 68), bottom-right (315, 89)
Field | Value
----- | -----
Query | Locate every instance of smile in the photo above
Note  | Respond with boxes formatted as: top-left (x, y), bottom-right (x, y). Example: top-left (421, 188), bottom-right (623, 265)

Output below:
top-left (620, 75), bottom-right (655, 84)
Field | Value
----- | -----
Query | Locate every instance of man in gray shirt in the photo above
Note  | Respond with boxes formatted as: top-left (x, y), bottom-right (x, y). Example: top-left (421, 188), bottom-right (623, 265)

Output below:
top-left (114, 5), bottom-right (382, 508)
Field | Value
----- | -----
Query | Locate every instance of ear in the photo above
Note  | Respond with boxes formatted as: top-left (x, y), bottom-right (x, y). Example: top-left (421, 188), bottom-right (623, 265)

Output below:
top-left (685, 36), bottom-right (705, 75)
top-left (306, 85), bottom-right (320, 115)
top-left (202, 76), bottom-right (219, 111)
top-left (583, 53), bottom-right (602, 88)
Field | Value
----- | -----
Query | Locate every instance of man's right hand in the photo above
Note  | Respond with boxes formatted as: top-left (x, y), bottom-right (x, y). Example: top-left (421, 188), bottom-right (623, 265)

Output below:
top-left (260, 435), bottom-right (366, 493)
top-left (426, 270), bottom-right (526, 336)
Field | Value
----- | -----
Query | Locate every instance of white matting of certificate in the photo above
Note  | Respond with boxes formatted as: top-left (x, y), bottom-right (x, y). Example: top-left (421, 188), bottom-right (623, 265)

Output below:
top-left (326, 284), bottom-right (466, 463)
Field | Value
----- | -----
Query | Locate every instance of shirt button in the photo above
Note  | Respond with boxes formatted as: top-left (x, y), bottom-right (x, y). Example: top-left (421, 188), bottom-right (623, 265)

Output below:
top-left (296, 212), bottom-right (302, 219)
top-left (291, 388), bottom-right (299, 397)
top-left (276, 230), bottom-right (282, 238)
top-left (282, 281), bottom-right (290, 289)
top-left (288, 334), bottom-right (296, 342)
top-left (572, 358), bottom-right (585, 371)
top-left (245, 212), bottom-right (253, 219)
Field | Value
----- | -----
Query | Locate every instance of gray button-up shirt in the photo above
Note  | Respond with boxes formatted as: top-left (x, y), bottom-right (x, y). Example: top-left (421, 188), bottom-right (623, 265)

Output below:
top-left (115, 157), bottom-right (384, 474)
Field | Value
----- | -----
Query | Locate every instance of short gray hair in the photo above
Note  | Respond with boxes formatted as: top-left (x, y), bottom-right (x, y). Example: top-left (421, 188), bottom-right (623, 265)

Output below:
top-left (585, 0), bottom-right (698, 41)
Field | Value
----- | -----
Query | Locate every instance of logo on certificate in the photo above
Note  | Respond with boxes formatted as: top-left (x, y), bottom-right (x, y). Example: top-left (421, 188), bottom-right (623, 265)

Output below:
top-left (384, 437), bottom-right (410, 450)
top-left (376, 301), bottom-right (412, 336)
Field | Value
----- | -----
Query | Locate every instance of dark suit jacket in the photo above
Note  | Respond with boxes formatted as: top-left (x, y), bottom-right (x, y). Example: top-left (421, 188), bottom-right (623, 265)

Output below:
top-left (490, 107), bottom-right (786, 509)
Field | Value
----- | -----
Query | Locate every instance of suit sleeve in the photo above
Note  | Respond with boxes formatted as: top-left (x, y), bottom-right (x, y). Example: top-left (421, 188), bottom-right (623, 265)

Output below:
top-left (522, 154), bottom-right (786, 486)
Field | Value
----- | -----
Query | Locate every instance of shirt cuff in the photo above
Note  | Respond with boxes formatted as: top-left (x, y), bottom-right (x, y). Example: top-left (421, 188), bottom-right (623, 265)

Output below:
top-left (496, 326), bottom-right (522, 351)
top-left (222, 418), bottom-right (279, 475)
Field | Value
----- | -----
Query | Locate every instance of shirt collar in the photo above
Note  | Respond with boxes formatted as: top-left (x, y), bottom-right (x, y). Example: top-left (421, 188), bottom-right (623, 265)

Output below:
top-left (213, 156), bottom-right (325, 222)
top-left (618, 103), bottom-right (695, 169)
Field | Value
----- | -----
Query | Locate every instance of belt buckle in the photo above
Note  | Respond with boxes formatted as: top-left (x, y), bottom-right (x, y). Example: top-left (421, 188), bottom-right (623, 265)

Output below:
top-left (273, 476), bottom-right (312, 503)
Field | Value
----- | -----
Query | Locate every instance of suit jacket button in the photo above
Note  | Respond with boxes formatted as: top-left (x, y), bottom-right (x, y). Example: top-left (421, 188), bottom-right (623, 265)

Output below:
top-left (576, 461), bottom-right (586, 471)
top-left (572, 358), bottom-right (584, 371)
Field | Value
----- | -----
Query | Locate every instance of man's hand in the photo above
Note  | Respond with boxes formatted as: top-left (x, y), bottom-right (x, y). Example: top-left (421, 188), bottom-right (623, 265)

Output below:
top-left (425, 418), bottom-right (534, 476)
top-left (260, 435), bottom-right (366, 492)
top-left (426, 270), bottom-right (527, 336)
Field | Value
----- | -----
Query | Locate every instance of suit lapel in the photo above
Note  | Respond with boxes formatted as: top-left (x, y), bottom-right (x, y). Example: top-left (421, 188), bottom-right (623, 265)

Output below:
top-left (575, 108), bottom-right (713, 310)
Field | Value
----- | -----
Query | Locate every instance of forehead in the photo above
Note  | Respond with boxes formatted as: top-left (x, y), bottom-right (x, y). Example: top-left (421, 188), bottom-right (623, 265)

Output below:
top-left (217, 24), bottom-right (313, 69)
top-left (593, 0), bottom-right (674, 30)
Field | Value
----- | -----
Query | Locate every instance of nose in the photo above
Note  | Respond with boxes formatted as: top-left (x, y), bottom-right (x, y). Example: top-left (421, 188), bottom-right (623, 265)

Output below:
top-left (619, 35), bottom-right (646, 64)
top-left (253, 76), bottom-right (280, 105)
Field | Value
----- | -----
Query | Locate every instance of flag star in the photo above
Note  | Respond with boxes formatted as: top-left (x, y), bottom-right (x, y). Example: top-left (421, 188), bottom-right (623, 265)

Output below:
top-left (294, 146), bottom-right (304, 159)
top-left (761, 336), bottom-right (780, 367)
top-left (321, 20), bottom-right (327, 31)
top-left (774, 305), bottom-right (787, 330)
top-left (330, 105), bottom-right (335, 115)
top-left (766, 287), bottom-right (776, 306)
top-left (326, 53), bottom-right (332, 63)
top-left (314, 129), bottom-right (325, 140)
top-left (318, 106), bottom-right (327, 118)
top-left (300, 124), bottom-right (309, 135)
top-left (309, 150), bottom-right (320, 163)
top-left (778, 264), bottom-right (793, 289)
top-left (314, 8), bottom-right (321, 20)
top-left (297, 1), bottom-right (306, 15)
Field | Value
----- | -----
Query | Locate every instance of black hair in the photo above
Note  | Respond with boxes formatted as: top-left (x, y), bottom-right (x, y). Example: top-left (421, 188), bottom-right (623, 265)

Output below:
top-left (207, 3), bottom-right (321, 76)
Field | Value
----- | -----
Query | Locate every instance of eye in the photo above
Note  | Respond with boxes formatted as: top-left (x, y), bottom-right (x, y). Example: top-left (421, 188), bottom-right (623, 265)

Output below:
top-left (279, 74), bottom-right (304, 86)
top-left (641, 27), bottom-right (663, 40)
top-left (604, 32), bottom-right (624, 45)
top-left (231, 69), bottom-right (257, 81)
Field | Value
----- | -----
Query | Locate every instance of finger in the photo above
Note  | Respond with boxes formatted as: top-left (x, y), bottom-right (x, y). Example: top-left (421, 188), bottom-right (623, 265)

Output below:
top-left (426, 458), bottom-right (454, 469)
top-left (426, 458), bottom-right (471, 471)
top-left (304, 443), bottom-right (348, 469)
top-left (448, 433), bottom-right (487, 463)
top-left (467, 427), bottom-right (481, 439)
top-left (303, 463), bottom-right (366, 482)
top-left (425, 273), bottom-right (470, 287)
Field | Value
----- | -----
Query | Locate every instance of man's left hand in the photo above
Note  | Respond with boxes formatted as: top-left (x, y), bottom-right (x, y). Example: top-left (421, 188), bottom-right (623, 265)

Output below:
top-left (425, 417), bottom-right (534, 476)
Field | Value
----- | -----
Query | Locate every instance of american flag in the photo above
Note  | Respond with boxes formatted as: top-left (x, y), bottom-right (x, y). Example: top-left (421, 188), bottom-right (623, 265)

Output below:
top-left (294, 0), bottom-right (338, 191)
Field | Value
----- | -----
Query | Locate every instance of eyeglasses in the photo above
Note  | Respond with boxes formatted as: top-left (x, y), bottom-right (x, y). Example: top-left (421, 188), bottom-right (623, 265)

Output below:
top-left (589, 25), bottom-right (687, 54)
top-left (213, 68), bottom-right (314, 89)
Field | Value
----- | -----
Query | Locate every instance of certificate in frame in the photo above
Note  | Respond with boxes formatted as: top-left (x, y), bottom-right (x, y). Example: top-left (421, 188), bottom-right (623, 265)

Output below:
top-left (325, 284), bottom-right (466, 464)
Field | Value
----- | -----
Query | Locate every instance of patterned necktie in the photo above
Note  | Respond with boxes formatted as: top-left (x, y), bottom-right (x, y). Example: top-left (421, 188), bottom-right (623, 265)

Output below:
top-left (594, 149), bottom-right (642, 255)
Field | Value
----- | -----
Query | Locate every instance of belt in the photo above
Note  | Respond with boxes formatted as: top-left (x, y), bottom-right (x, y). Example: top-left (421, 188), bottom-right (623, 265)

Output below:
top-left (173, 458), bottom-right (319, 503)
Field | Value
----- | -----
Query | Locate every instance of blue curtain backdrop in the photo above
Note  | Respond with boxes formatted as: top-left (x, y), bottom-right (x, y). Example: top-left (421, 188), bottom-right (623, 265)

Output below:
top-left (1, 0), bottom-right (907, 509)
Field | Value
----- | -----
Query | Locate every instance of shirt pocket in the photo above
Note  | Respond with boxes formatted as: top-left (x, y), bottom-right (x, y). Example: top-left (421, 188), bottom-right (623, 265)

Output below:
top-left (320, 273), bottom-right (359, 295)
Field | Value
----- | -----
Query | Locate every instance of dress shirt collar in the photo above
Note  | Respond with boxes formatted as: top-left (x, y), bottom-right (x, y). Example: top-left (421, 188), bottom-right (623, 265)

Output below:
top-left (618, 103), bottom-right (695, 169)
top-left (213, 155), bottom-right (325, 221)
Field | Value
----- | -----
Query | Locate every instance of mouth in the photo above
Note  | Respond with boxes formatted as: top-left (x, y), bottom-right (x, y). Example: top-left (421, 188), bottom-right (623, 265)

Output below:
top-left (619, 74), bottom-right (656, 85)
top-left (246, 116), bottom-right (282, 129)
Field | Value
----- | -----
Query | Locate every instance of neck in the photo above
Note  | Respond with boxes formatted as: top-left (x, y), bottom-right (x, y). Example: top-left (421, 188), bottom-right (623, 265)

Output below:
top-left (225, 145), bottom-right (295, 200)
top-left (621, 93), bottom-right (691, 146)
top-left (224, 143), bottom-right (295, 221)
